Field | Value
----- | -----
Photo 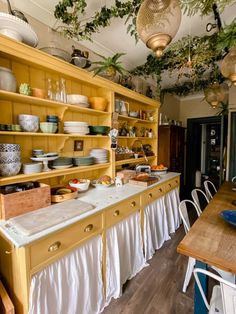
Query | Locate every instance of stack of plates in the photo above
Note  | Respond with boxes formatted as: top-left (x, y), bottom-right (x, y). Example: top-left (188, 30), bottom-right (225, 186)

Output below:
top-left (73, 156), bottom-right (95, 166)
top-left (51, 157), bottom-right (73, 169)
top-left (63, 121), bottom-right (89, 134)
top-left (90, 148), bottom-right (109, 164)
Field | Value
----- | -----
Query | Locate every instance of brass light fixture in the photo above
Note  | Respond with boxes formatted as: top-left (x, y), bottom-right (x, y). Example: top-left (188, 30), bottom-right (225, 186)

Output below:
top-left (221, 46), bottom-right (236, 86)
top-left (136, 0), bottom-right (182, 57)
top-left (204, 82), bottom-right (228, 109)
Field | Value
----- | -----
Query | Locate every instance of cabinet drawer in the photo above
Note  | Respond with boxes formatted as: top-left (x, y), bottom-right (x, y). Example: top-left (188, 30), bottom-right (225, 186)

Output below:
top-left (141, 184), bottom-right (165, 208)
top-left (164, 178), bottom-right (179, 193)
top-left (105, 195), bottom-right (140, 227)
top-left (29, 213), bottom-right (102, 270)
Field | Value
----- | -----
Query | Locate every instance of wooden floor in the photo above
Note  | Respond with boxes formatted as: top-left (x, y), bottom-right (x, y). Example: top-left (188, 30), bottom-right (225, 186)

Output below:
top-left (102, 225), bottom-right (194, 314)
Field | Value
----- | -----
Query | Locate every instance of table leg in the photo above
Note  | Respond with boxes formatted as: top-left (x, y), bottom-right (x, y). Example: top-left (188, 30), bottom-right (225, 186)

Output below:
top-left (194, 260), bottom-right (208, 314)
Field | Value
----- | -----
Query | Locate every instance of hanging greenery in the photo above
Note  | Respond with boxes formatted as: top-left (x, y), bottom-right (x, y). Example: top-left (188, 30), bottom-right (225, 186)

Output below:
top-left (54, 1), bottom-right (236, 97)
top-left (130, 19), bottom-right (236, 98)
top-left (54, 0), bottom-right (236, 41)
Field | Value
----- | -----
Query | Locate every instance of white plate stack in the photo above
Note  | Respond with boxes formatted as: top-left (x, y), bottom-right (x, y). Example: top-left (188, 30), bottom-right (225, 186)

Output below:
top-left (90, 148), bottom-right (109, 164)
top-left (63, 121), bottom-right (89, 134)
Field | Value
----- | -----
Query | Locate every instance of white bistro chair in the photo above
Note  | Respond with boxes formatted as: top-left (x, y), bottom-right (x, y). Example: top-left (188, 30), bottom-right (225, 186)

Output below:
top-left (191, 188), bottom-right (209, 214)
top-left (194, 268), bottom-right (236, 314)
top-left (203, 180), bottom-right (217, 200)
top-left (179, 200), bottom-right (235, 293)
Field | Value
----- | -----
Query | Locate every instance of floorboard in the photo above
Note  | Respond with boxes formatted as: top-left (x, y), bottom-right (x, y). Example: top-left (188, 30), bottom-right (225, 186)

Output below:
top-left (102, 226), bottom-right (194, 314)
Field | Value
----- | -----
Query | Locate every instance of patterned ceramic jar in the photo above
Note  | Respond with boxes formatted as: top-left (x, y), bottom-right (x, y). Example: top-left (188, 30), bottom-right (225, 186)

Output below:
top-left (0, 67), bottom-right (17, 92)
top-left (18, 114), bottom-right (39, 132)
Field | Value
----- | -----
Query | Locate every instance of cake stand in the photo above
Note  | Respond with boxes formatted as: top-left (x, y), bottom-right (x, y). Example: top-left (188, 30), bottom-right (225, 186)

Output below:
top-left (30, 156), bottom-right (59, 172)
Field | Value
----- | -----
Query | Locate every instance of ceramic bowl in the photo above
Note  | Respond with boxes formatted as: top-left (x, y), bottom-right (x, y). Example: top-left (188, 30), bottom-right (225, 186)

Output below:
top-left (0, 161), bottom-right (21, 176)
top-left (0, 66), bottom-right (17, 92)
top-left (69, 179), bottom-right (90, 192)
top-left (18, 114), bottom-right (39, 132)
top-left (89, 97), bottom-right (108, 111)
top-left (0, 143), bottom-right (20, 152)
top-left (32, 88), bottom-right (46, 99)
top-left (22, 162), bottom-right (42, 174)
top-left (40, 122), bottom-right (57, 133)
top-left (89, 125), bottom-right (110, 135)
top-left (129, 111), bottom-right (139, 118)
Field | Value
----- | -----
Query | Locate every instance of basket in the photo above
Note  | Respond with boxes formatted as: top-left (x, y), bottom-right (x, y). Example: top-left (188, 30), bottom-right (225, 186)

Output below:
top-left (115, 153), bottom-right (134, 161)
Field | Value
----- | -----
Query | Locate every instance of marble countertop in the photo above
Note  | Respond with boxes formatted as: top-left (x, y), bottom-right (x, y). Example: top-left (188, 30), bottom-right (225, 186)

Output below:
top-left (0, 172), bottom-right (179, 247)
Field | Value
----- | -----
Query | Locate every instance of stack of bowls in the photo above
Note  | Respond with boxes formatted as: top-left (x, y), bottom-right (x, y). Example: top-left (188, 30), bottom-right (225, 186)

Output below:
top-left (0, 143), bottom-right (21, 176)
top-left (40, 122), bottom-right (57, 133)
top-left (50, 157), bottom-right (73, 169)
top-left (18, 114), bottom-right (39, 132)
top-left (73, 156), bottom-right (95, 166)
top-left (67, 94), bottom-right (89, 108)
top-left (22, 162), bottom-right (42, 174)
top-left (47, 115), bottom-right (59, 133)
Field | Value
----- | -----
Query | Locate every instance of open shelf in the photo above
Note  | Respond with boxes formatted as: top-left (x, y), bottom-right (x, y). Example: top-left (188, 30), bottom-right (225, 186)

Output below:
top-left (0, 163), bottom-right (111, 186)
top-left (0, 131), bottom-right (109, 138)
top-left (0, 91), bottom-right (110, 116)
top-left (115, 156), bottom-right (156, 167)
top-left (118, 114), bottom-right (156, 124)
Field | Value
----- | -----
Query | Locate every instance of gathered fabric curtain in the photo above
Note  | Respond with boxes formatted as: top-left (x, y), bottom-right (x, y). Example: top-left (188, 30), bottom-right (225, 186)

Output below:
top-left (105, 211), bottom-right (147, 305)
top-left (29, 235), bottom-right (104, 314)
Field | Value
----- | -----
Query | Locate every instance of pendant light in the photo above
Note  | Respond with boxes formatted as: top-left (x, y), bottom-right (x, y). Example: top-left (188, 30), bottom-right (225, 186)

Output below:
top-left (136, 0), bottom-right (182, 57)
top-left (221, 46), bottom-right (236, 86)
top-left (204, 82), bottom-right (228, 109)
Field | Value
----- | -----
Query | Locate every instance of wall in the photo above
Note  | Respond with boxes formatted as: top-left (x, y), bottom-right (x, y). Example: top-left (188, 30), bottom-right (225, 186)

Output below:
top-left (159, 94), bottom-right (180, 123)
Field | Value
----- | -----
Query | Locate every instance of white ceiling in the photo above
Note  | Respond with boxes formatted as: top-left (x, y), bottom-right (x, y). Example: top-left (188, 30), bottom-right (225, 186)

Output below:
top-left (4, 1), bottom-right (236, 73)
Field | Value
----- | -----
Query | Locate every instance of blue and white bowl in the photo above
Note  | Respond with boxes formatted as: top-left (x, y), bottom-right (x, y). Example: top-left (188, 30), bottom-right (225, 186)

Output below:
top-left (18, 114), bottom-right (39, 132)
top-left (0, 161), bottom-right (21, 176)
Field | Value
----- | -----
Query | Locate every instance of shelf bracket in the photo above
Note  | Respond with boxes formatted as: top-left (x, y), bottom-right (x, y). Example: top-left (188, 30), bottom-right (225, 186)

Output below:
top-left (58, 136), bottom-right (69, 152)
top-left (58, 105), bottom-right (68, 121)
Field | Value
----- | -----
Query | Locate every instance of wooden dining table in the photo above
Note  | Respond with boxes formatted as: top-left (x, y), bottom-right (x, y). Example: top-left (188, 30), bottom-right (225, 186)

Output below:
top-left (177, 181), bottom-right (236, 314)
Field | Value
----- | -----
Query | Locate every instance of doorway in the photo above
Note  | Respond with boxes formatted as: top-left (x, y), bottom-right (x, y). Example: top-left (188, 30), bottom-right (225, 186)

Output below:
top-left (185, 116), bottom-right (227, 196)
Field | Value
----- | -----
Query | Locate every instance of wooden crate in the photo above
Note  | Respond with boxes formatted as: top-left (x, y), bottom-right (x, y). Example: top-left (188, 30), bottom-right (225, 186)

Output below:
top-left (0, 280), bottom-right (14, 314)
top-left (129, 176), bottom-right (160, 187)
top-left (0, 183), bottom-right (51, 220)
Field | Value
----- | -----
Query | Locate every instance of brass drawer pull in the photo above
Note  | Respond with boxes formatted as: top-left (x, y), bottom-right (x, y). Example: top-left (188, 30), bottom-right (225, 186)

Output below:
top-left (159, 188), bottom-right (163, 192)
top-left (48, 241), bottom-right (61, 252)
top-left (148, 193), bottom-right (153, 198)
top-left (169, 183), bottom-right (172, 187)
top-left (131, 201), bottom-right (136, 207)
top-left (84, 224), bottom-right (93, 232)
top-left (113, 210), bottom-right (120, 216)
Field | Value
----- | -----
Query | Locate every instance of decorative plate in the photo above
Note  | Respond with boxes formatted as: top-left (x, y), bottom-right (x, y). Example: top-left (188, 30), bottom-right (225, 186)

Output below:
top-left (220, 210), bottom-right (236, 227)
top-left (0, 12), bottom-right (38, 47)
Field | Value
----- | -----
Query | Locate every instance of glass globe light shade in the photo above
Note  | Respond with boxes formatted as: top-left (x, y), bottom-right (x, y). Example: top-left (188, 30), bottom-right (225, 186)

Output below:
top-left (204, 82), bottom-right (228, 109)
top-left (136, 0), bottom-right (181, 57)
top-left (221, 46), bottom-right (236, 86)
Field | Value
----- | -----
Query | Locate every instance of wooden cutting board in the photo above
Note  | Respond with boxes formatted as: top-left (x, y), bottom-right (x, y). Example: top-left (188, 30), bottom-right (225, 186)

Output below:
top-left (129, 176), bottom-right (160, 186)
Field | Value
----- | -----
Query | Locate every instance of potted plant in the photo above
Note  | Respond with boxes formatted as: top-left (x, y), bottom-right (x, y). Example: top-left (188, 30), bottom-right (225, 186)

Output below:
top-left (92, 52), bottom-right (126, 79)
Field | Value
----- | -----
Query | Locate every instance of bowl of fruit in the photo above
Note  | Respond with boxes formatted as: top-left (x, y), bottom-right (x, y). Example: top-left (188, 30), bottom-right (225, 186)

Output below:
top-left (69, 178), bottom-right (90, 192)
top-left (92, 175), bottom-right (114, 190)
top-left (151, 164), bottom-right (168, 175)
top-left (51, 186), bottom-right (78, 203)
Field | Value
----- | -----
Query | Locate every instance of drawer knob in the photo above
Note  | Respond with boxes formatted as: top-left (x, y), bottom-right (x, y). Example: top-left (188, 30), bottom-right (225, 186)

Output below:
top-left (84, 224), bottom-right (93, 232)
top-left (169, 183), bottom-right (172, 187)
top-left (159, 188), bottom-right (163, 192)
top-left (113, 210), bottom-right (120, 216)
top-left (131, 201), bottom-right (136, 207)
top-left (48, 241), bottom-right (61, 252)
top-left (148, 193), bottom-right (153, 198)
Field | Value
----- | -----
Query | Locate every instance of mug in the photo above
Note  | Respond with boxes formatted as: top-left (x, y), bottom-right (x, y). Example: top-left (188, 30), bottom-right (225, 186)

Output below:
top-left (119, 101), bottom-right (129, 116)
top-left (115, 176), bottom-right (123, 187)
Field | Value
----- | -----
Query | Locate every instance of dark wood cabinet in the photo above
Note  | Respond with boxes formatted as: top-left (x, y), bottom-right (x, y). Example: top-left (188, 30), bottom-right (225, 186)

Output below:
top-left (158, 125), bottom-right (185, 191)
